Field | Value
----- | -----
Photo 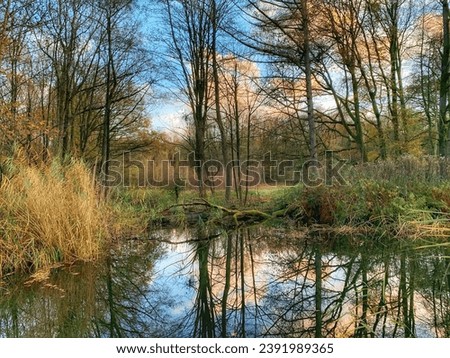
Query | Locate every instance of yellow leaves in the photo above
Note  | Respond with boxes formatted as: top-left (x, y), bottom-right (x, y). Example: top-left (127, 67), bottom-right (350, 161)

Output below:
top-left (216, 55), bottom-right (261, 115)
top-left (0, 100), bottom-right (54, 161)
top-left (220, 54), bottom-right (260, 78)
top-left (420, 13), bottom-right (442, 40)
top-left (0, 34), bottom-right (11, 59)
top-left (0, 109), bottom-right (47, 136)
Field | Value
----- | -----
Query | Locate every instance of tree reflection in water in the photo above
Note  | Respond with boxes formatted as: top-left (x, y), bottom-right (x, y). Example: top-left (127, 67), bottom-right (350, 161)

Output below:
top-left (0, 239), bottom-right (164, 337)
top-left (0, 228), bottom-right (449, 338)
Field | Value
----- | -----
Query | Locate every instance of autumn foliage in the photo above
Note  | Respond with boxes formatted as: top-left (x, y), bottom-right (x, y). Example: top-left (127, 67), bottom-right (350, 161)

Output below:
top-left (0, 158), bottom-right (110, 277)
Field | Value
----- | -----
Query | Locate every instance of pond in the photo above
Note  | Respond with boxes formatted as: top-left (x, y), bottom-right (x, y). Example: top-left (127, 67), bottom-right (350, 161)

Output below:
top-left (0, 227), bottom-right (449, 338)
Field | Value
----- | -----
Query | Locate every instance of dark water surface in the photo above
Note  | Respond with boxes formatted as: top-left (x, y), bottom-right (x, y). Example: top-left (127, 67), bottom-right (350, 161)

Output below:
top-left (1, 227), bottom-right (449, 338)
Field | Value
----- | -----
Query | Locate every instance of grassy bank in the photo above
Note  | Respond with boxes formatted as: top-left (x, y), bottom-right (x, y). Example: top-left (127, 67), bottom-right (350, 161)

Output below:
top-left (113, 181), bottom-right (450, 236)
top-left (0, 159), bottom-right (203, 279)
top-left (273, 181), bottom-right (449, 228)
top-left (2, 155), bottom-right (449, 279)
top-left (128, 156), bottom-right (450, 236)
top-left (0, 160), bottom-right (111, 278)
top-left (271, 156), bottom-right (450, 235)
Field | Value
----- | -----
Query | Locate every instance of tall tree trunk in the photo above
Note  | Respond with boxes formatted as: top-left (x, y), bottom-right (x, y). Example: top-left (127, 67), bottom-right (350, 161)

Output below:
top-left (439, 0), bottom-right (450, 158)
top-left (101, 12), bottom-right (113, 190)
top-left (357, 30), bottom-right (387, 159)
top-left (195, 111), bottom-right (207, 198)
top-left (233, 64), bottom-right (242, 202)
top-left (211, 0), bottom-right (231, 202)
top-left (302, 0), bottom-right (317, 169)
top-left (244, 110), bottom-right (251, 205)
top-left (348, 60), bottom-right (367, 163)
top-left (390, 24), bottom-right (400, 149)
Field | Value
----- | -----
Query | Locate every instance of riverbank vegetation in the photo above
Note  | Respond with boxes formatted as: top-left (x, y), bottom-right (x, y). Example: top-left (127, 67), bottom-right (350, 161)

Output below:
top-left (138, 156), bottom-right (450, 235)
top-left (0, 158), bottom-right (108, 278)
top-left (2, 154), bottom-right (450, 279)
top-left (2, 0), bottom-right (450, 279)
top-left (273, 156), bottom-right (450, 231)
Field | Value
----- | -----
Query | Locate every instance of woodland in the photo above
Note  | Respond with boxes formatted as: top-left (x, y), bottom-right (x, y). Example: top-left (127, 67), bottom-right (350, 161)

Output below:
top-left (1, 0), bottom-right (450, 277)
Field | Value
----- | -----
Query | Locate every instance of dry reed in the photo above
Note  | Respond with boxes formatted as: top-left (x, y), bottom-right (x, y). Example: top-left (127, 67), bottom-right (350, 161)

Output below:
top-left (0, 160), bottom-right (110, 277)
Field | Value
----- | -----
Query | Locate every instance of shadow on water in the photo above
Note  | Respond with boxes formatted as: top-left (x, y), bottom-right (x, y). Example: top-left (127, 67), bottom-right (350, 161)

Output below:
top-left (0, 227), bottom-right (450, 338)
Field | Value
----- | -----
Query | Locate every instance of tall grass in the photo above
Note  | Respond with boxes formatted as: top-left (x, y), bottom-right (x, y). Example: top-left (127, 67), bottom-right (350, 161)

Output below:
top-left (272, 156), bottom-right (450, 234)
top-left (347, 155), bottom-right (450, 186)
top-left (0, 160), bottom-right (110, 277)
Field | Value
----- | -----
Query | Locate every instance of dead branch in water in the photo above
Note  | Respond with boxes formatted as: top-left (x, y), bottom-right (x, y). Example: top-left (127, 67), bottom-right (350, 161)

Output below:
top-left (164, 199), bottom-right (271, 226)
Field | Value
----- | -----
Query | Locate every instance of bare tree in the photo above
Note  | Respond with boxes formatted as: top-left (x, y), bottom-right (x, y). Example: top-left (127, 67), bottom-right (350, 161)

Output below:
top-left (234, 0), bottom-right (319, 165)
top-left (211, 0), bottom-right (233, 201)
top-left (162, 0), bottom-right (216, 197)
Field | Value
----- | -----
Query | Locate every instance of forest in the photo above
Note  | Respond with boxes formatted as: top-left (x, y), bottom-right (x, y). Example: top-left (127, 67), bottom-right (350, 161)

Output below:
top-left (2, 1), bottom-right (450, 180)
top-left (0, 1), bottom-right (450, 338)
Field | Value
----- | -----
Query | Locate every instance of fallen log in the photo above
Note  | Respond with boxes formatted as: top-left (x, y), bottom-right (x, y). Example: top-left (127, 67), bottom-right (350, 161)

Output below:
top-left (160, 199), bottom-right (271, 227)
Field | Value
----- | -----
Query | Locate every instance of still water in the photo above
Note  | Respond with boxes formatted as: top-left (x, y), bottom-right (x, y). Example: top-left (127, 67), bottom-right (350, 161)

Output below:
top-left (0, 227), bottom-right (449, 338)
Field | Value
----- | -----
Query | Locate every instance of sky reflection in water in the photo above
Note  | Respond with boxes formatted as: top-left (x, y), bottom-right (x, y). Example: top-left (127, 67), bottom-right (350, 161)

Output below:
top-left (0, 227), bottom-right (449, 338)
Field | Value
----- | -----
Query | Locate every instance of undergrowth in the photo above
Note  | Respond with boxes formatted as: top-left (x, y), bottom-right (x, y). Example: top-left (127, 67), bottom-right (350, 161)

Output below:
top-left (0, 160), bottom-right (109, 278)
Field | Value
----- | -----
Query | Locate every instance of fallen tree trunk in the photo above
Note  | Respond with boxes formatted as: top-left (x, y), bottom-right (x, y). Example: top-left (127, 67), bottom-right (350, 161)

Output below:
top-left (159, 199), bottom-right (271, 227)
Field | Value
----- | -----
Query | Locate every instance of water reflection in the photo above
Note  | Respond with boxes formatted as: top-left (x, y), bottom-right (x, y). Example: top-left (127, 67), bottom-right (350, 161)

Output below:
top-left (0, 228), bottom-right (449, 338)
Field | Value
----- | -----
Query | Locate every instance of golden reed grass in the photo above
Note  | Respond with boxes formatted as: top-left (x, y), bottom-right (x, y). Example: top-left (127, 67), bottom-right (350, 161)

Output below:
top-left (0, 160), bottom-right (110, 278)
